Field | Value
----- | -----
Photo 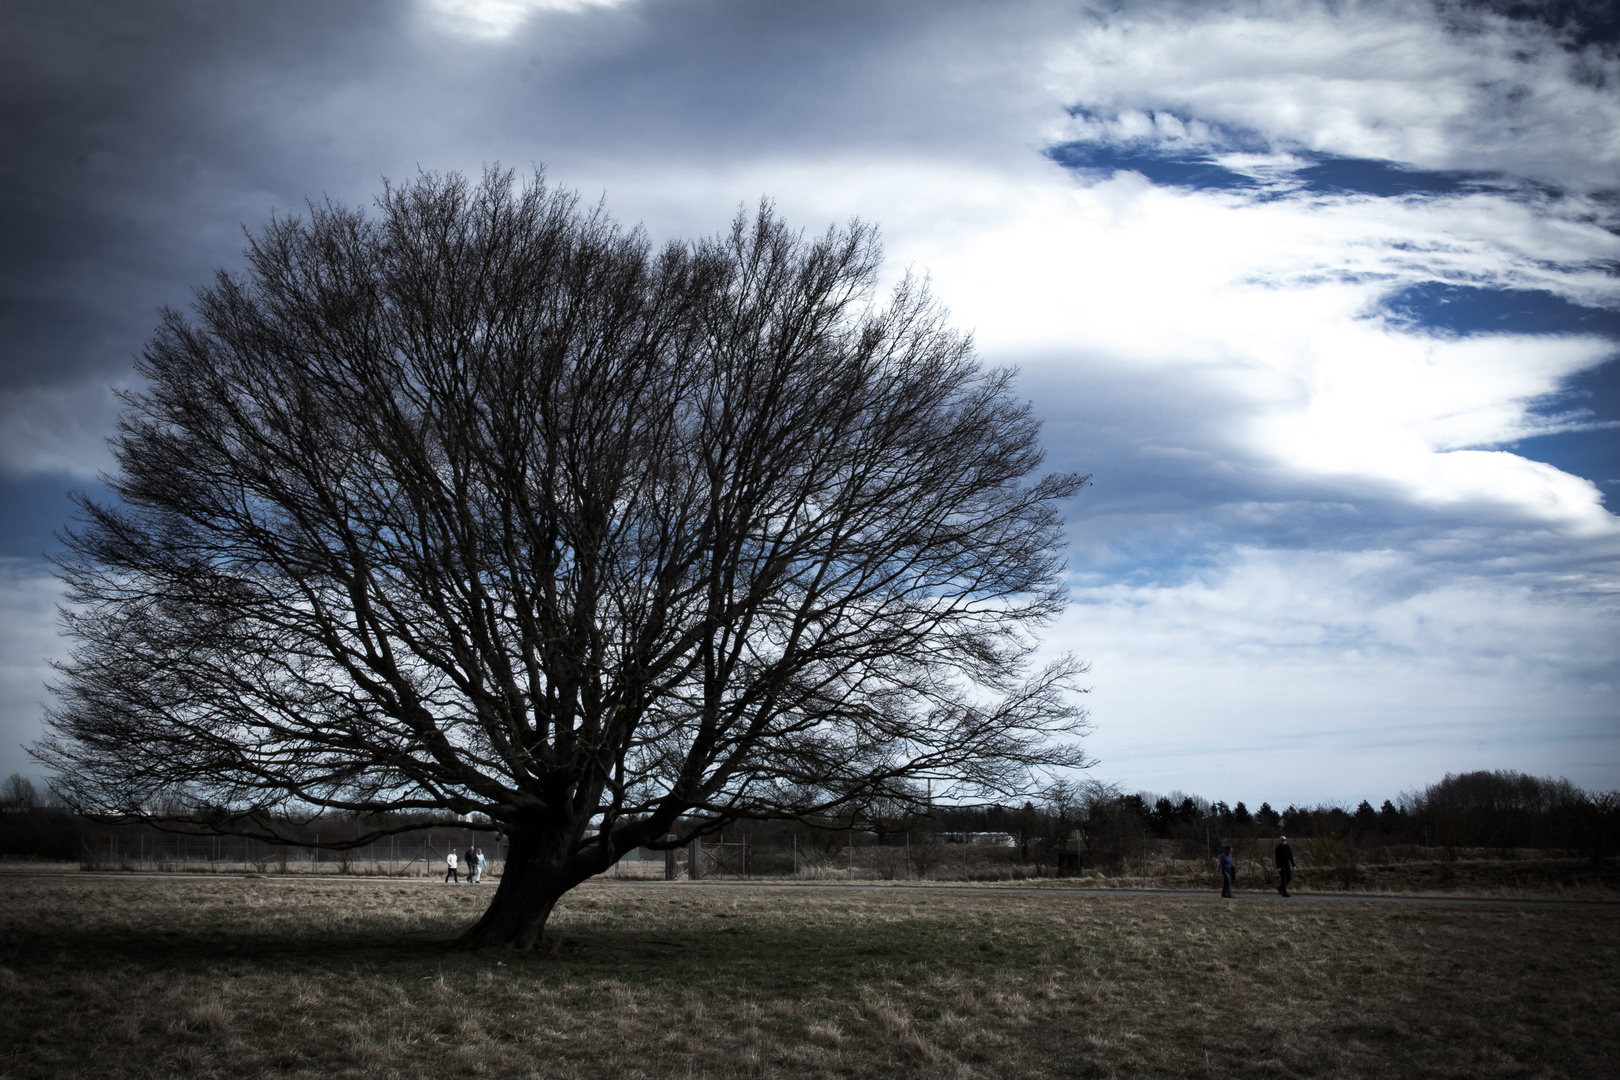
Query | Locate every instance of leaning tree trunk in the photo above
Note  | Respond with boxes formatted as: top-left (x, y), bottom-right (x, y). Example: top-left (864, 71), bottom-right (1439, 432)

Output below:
top-left (456, 828), bottom-right (593, 950)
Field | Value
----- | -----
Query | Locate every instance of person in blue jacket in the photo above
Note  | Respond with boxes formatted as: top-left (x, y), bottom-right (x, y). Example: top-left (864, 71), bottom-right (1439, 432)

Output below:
top-left (1218, 844), bottom-right (1235, 898)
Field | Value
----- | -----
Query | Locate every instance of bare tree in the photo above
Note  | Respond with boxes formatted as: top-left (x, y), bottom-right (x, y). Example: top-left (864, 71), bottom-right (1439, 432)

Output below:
top-left (1, 773), bottom-right (40, 809)
top-left (36, 169), bottom-right (1089, 949)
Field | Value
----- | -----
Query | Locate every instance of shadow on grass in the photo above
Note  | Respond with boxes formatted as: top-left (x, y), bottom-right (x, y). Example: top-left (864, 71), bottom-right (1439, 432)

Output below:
top-left (2, 913), bottom-right (978, 994)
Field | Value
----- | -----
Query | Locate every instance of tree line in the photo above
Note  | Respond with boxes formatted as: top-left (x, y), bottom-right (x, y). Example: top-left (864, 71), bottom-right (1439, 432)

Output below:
top-left (777, 769), bottom-right (1619, 872)
top-left (986, 770), bottom-right (1619, 870)
top-left (0, 773), bottom-right (487, 862)
top-left (10, 768), bottom-right (1612, 872)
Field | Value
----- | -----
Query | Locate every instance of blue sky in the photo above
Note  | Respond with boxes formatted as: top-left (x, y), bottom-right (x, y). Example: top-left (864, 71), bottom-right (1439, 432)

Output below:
top-left (1, 0), bottom-right (1616, 806)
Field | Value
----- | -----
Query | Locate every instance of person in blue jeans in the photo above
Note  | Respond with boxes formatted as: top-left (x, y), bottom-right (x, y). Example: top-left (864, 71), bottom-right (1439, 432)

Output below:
top-left (1218, 844), bottom-right (1235, 898)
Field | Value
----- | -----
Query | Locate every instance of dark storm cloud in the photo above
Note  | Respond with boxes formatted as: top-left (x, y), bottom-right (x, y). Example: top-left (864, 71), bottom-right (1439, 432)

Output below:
top-left (0, 2), bottom-right (404, 396)
top-left (0, 1), bottom-right (435, 555)
top-left (457, 0), bottom-right (1056, 159)
top-left (0, 0), bottom-right (1053, 413)
top-left (6, 0), bottom-right (1605, 434)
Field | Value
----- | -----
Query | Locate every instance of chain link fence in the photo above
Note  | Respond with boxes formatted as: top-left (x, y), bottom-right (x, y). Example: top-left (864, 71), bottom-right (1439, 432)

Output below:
top-left (79, 831), bottom-right (506, 878)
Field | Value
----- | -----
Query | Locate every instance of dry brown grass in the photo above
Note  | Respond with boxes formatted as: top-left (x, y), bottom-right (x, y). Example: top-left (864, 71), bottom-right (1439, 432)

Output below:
top-left (0, 873), bottom-right (1615, 1079)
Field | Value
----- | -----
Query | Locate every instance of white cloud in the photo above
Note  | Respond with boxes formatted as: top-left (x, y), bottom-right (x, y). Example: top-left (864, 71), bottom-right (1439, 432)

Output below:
top-left (1049, 0), bottom-right (1620, 191)
top-left (1051, 545), bottom-right (1620, 804)
top-left (419, 0), bottom-right (632, 38)
top-left (594, 155), bottom-right (1619, 534)
top-left (0, 380), bottom-right (122, 481)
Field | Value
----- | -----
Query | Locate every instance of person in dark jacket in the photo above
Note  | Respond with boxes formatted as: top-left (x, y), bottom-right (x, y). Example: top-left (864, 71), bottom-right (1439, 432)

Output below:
top-left (1218, 845), bottom-right (1235, 898)
top-left (1274, 836), bottom-right (1295, 896)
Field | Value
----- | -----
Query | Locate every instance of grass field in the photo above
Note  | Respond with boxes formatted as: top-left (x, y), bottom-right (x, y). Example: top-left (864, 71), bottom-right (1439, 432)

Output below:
top-left (53, 838), bottom-right (1620, 902)
top-left (1, 874), bottom-right (1616, 1079)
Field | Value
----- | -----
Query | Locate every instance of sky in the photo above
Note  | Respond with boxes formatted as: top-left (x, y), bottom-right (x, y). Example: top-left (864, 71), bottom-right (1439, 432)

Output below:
top-left (1, 0), bottom-right (1617, 809)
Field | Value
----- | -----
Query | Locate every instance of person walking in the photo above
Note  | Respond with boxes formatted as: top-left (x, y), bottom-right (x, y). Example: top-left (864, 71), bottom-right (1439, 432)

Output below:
top-left (465, 844), bottom-right (478, 884)
top-left (1274, 835), bottom-right (1295, 897)
top-left (1218, 844), bottom-right (1236, 898)
top-left (444, 848), bottom-right (459, 884)
top-left (472, 846), bottom-right (486, 884)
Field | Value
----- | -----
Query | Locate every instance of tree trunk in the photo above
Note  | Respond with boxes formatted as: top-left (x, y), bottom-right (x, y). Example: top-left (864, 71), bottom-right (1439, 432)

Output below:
top-left (456, 828), bottom-right (590, 950)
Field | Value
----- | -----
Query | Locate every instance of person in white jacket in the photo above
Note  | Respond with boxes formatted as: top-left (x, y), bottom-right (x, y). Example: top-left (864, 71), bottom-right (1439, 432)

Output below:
top-left (444, 850), bottom-right (459, 884)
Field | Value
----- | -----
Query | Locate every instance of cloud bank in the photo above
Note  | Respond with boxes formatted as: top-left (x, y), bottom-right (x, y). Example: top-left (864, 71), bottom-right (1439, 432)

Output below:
top-left (0, 0), bottom-right (1614, 799)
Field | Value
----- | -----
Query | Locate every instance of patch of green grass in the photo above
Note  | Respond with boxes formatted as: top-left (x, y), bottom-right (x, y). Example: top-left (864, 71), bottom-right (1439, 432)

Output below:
top-left (0, 875), bottom-right (1616, 1078)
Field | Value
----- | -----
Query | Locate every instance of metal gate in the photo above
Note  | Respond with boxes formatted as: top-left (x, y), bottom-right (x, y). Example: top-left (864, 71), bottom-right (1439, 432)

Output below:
top-left (686, 837), bottom-right (749, 880)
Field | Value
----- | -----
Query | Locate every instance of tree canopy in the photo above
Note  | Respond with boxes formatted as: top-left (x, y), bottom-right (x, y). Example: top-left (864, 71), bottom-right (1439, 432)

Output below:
top-left (37, 169), bottom-right (1089, 947)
